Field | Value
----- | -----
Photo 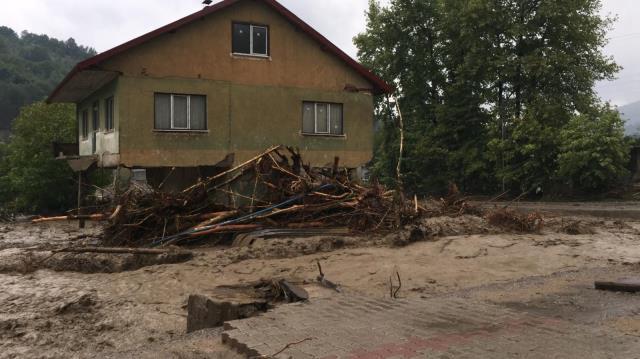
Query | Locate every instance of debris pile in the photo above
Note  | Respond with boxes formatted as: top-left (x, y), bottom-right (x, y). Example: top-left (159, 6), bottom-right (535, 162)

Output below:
top-left (559, 220), bottom-right (596, 235)
top-left (486, 207), bottom-right (544, 233)
top-left (434, 183), bottom-right (483, 217)
top-left (104, 146), bottom-right (419, 247)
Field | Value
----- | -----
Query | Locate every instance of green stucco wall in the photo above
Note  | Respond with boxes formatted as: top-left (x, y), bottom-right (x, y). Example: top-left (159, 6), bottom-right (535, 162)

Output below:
top-left (117, 75), bottom-right (374, 168)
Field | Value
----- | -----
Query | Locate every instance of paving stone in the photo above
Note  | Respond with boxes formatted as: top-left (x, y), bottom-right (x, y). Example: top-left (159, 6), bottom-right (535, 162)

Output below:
top-left (222, 294), bottom-right (638, 358)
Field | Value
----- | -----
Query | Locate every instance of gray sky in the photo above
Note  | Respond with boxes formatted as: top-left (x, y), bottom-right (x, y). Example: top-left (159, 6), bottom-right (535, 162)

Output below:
top-left (1, 0), bottom-right (638, 106)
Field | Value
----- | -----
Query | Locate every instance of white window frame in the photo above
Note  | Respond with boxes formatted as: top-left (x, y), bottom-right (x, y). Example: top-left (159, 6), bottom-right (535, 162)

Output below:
top-left (92, 101), bottom-right (100, 133)
top-left (233, 23), bottom-right (269, 57)
top-left (314, 103), bottom-right (331, 134)
top-left (81, 110), bottom-right (89, 140)
top-left (105, 97), bottom-right (114, 132)
top-left (250, 25), bottom-right (269, 56)
top-left (303, 102), bottom-right (344, 136)
top-left (170, 94), bottom-right (191, 130)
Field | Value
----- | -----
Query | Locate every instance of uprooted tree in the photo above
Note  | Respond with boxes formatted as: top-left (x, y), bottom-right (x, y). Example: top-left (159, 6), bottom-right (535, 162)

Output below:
top-left (356, 0), bottom-right (628, 195)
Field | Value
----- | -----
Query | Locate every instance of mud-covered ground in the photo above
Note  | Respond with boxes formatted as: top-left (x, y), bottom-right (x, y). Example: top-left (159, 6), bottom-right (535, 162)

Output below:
top-left (1, 212), bottom-right (640, 358)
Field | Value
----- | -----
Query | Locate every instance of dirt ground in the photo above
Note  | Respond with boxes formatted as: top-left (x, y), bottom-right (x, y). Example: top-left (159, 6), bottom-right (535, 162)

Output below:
top-left (1, 208), bottom-right (640, 358)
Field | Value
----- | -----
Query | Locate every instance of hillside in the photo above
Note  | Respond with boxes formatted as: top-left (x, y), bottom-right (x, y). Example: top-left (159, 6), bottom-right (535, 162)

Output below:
top-left (619, 101), bottom-right (640, 137)
top-left (0, 26), bottom-right (96, 130)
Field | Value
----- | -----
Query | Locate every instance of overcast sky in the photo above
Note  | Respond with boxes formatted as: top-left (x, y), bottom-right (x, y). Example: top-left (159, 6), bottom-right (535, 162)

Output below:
top-left (1, 0), bottom-right (639, 106)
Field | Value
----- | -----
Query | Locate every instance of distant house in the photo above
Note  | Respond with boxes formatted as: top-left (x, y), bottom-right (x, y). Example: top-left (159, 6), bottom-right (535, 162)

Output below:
top-left (47, 0), bottom-right (391, 184)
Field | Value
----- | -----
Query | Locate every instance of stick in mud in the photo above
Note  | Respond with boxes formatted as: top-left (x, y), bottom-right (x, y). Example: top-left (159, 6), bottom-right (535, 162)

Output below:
top-left (316, 260), bottom-right (341, 292)
top-left (52, 247), bottom-right (192, 256)
top-left (389, 270), bottom-right (401, 299)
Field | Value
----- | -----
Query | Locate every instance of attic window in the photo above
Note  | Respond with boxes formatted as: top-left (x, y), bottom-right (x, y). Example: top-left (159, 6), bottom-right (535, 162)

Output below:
top-left (232, 23), bottom-right (269, 56)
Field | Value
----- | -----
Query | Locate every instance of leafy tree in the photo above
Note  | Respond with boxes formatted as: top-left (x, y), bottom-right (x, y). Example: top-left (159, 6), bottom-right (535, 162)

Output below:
top-left (0, 102), bottom-right (76, 212)
top-left (557, 105), bottom-right (630, 192)
top-left (356, 0), bottom-right (621, 195)
top-left (0, 141), bottom-right (9, 205)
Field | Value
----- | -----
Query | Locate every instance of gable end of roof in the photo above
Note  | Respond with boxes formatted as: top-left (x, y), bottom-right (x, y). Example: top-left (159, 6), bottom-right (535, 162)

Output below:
top-left (47, 0), bottom-right (392, 103)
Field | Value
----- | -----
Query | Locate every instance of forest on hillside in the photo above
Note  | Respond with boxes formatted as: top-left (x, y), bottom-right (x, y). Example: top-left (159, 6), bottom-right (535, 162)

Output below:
top-left (0, 26), bottom-right (95, 131)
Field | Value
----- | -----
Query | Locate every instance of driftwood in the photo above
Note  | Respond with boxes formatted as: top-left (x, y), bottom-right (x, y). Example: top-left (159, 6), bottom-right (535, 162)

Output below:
top-left (52, 247), bottom-right (190, 255)
top-left (316, 260), bottom-right (341, 292)
top-left (97, 145), bottom-right (420, 247)
top-left (32, 214), bottom-right (107, 223)
top-left (187, 224), bottom-right (262, 238)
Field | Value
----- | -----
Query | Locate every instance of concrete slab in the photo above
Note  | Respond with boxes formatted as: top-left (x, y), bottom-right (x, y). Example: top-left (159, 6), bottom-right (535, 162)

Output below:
top-left (222, 295), bottom-right (637, 358)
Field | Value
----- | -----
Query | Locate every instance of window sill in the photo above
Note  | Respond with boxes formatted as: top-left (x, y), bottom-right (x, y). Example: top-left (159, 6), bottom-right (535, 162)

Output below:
top-left (301, 132), bottom-right (347, 139)
top-left (153, 129), bottom-right (209, 134)
top-left (231, 53), bottom-right (271, 60)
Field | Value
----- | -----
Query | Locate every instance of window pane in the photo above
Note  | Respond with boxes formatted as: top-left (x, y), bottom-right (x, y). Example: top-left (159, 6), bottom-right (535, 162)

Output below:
top-left (82, 110), bottom-right (88, 138)
top-left (330, 104), bottom-right (343, 135)
top-left (105, 98), bottom-right (114, 130)
top-left (232, 23), bottom-right (251, 54)
top-left (190, 95), bottom-right (206, 130)
top-left (92, 102), bottom-right (99, 132)
top-left (252, 26), bottom-right (268, 55)
top-left (302, 102), bottom-right (315, 133)
top-left (154, 94), bottom-right (171, 129)
top-left (316, 103), bottom-right (329, 133)
top-left (172, 95), bottom-right (188, 129)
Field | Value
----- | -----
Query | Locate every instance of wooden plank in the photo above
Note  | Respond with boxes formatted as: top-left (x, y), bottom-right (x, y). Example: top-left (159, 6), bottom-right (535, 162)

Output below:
top-left (595, 278), bottom-right (640, 293)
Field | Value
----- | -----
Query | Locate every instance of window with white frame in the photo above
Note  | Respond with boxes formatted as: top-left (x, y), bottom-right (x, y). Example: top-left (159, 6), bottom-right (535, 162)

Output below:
top-left (92, 101), bottom-right (100, 132)
top-left (154, 93), bottom-right (206, 131)
top-left (104, 97), bottom-right (114, 131)
top-left (81, 109), bottom-right (89, 139)
top-left (302, 102), bottom-right (343, 135)
top-left (232, 23), bottom-right (269, 56)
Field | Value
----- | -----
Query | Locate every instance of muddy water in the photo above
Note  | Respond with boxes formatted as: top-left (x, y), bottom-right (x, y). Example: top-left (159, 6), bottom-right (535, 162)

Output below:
top-left (1, 216), bottom-right (640, 358)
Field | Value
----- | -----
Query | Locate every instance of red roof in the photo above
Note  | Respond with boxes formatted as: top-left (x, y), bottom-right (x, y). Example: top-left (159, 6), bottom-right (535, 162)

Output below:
top-left (48, 0), bottom-right (392, 102)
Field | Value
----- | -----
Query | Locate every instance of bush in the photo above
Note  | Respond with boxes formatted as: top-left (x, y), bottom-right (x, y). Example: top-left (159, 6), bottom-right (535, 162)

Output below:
top-left (557, 105), bottom-right (630, 193)
top-left (0, 102), bottom-right (76, 213)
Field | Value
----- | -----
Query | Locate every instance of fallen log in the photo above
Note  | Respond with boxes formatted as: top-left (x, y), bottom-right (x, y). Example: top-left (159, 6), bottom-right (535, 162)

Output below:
top-left (32, 214), bottom-right (107, 223)
top-left (188, 224), bottom-right (262, 238)
top-left (197, 211), bottom-right (239, 221)
top-left (52, 247), bottom-right (190, 255)
top-left (595, 278), bottom-right (640, 293)
top-left (193, 211), bottom-right (240, 230)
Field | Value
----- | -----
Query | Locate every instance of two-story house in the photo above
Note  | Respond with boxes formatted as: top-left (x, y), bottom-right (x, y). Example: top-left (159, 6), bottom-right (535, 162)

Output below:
top-left (47, 0), bottom-right (391, 185)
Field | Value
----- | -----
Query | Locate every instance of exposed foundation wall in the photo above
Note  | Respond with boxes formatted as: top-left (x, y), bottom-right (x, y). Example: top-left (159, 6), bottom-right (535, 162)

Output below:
top-left (77, 80), bottom-right (120, 165)
top-left (118, 76), bottom-right (374, 168)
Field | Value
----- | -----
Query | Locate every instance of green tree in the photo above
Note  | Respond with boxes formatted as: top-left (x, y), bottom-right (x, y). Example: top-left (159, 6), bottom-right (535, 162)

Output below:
top-left (356, 0), bottom-right (620, 195)
top-left (557, 105), bottom-right (630, 192)
top-left (488, 0), bottom-right (619, 191)
top-left (0, 102), bottom-right (76, 212)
